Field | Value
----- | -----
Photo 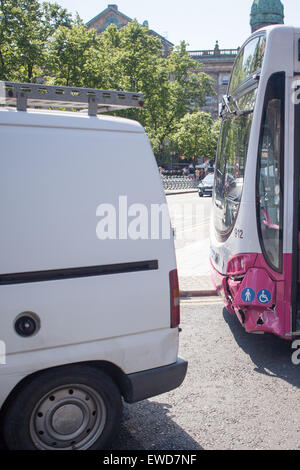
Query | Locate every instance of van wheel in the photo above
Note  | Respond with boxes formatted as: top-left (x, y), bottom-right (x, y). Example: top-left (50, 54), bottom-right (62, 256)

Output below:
top-left (2, 365), bottom-right (122, 450)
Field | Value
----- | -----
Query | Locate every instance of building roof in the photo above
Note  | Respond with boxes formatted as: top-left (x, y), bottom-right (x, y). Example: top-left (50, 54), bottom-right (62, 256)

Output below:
top-left (188, 41), bottom-right (239, 63)
top-left (250, 0), bottom-right (284, 32)
top-left (86, 4), bottom-right (132, 27)
top-left (86, 4), bottom-right (173, 47)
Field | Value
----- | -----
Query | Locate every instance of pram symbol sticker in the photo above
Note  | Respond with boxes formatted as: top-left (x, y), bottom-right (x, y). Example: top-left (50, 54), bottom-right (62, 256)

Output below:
top-left (241, 288), bottom-right (255, 303)
top-left (257, 289), bottom-right (272, 304)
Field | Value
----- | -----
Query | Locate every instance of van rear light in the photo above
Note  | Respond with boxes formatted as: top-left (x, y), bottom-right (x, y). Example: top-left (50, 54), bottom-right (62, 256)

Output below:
top-left (169, 269), bottom-right (180, 328)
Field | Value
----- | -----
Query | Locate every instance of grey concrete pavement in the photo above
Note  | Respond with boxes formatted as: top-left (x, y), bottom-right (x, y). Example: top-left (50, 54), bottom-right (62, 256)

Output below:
top-left (166, 192), bottom-right (216, 296)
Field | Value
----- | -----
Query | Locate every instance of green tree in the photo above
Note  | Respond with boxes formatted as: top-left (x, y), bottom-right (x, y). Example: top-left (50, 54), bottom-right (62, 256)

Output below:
top-left (80, 22), bottom-right (215, 156)
top-left (42, 1), bottom-right (75, 34)
top-left (172, 111), bottom-right (219, 168)
top-left (0, 7), bottom-right (218, 162)
top-left (0, 0), bottom-right (14, 78)
top-left (46, 24), bottom-right (98, 86)
top-left (0, 0), bottom-right (76, 82)
top-left (82, 23), bottom-right (122, 90)
top-left (141, 40), bottom-right (215, 156)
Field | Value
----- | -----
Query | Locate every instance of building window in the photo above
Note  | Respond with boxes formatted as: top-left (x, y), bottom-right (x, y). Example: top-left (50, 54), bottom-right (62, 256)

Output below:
top-left (104, 14), bottom-right (119, 29)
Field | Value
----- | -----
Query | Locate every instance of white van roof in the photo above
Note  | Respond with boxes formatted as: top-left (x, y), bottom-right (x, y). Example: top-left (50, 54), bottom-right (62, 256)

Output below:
top-left (0, 107), bottom-right (145, 134)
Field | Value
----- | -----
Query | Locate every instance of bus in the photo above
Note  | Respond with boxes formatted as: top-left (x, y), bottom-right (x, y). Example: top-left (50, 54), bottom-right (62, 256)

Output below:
top-left (210, 25), bottom-right (300, 339)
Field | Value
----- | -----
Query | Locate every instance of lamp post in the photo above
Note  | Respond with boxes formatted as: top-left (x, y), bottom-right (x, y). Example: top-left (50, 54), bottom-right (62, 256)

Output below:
top-left (170, 151), bottom-right (175, 170)
top-left (159, 143), bottom-right (164, 166)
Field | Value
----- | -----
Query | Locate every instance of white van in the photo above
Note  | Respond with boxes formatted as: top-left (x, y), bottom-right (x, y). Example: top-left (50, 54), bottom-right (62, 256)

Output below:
top-left (0, 82), bottom-right (187, 450)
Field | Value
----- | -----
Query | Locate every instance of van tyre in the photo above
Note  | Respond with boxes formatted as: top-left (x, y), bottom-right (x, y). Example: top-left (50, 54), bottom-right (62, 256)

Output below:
top-left (2, 365), bottom-right (122, 450)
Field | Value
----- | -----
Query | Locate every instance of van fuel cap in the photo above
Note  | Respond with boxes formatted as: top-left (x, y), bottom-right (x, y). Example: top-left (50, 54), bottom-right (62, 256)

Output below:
top-left (14, 313), bottom-right (40, 337)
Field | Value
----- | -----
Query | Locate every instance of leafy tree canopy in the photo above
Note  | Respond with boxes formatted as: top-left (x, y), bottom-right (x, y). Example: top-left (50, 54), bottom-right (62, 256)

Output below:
top-left (172, 112), bottom-right (220, 165)
top-left (0, 2), bottom-right (218, 159)
top-left (0, 0), bottom-right (78, 82)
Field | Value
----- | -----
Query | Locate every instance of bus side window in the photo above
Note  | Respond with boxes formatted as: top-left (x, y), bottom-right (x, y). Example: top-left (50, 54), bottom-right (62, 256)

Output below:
top-left (257, 73), bottom-right (285, 272)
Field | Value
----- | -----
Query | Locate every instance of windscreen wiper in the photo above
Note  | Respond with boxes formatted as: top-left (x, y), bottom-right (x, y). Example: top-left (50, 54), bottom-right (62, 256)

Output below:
top-left (228, 95), bottom-right (254, 116)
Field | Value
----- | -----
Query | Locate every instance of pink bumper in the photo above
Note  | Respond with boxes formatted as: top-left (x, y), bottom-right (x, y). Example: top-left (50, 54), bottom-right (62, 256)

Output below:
top-left (210, 254), bottom-right (292, 339)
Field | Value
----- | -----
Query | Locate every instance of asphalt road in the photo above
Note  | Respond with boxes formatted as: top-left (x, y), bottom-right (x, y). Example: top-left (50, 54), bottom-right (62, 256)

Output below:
top-left (110, 297), bottom-right (300, 451)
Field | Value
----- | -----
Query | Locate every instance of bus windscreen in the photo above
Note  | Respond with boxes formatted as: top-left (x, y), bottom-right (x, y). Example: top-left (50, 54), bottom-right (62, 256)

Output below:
top-left (229, 35), bottom-right (266, 94)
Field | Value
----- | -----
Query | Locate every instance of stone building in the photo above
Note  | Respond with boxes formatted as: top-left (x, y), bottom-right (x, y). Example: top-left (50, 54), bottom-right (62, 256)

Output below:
top-left (86, 4), bottom-right (173, 56)
top-left (189, 0), bottom-right (285, 118)
top-left (188, 42), bottom-right (239, 119)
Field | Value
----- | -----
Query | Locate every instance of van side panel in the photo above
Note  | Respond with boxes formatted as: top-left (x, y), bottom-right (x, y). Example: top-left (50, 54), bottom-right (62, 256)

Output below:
top-left (0, 327), bottom-right (179, 406)
top-left (0, 114), bottom-right (178, 396)
top-left (0, 121), bottom-right (174, 272)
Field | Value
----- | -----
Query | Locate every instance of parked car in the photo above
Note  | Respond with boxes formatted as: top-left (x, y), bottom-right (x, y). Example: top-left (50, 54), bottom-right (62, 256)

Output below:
top-left (198, 173), bottom-right (215, 197)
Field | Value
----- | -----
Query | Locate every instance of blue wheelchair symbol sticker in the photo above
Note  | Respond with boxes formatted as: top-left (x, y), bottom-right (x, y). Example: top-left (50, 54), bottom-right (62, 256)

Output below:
top-left (241, 287), bottom-right (255, 303)
top-left (257, 289), bottom-right (272, 305)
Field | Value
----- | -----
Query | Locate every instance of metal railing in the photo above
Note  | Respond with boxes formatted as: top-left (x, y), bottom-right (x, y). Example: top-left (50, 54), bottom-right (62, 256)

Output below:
top-left (0, 81), bottom-right (144, 115)
top-left (161, 176), bottom-right (199, 191)
top-left (188, 48), bottom-right (239, 59)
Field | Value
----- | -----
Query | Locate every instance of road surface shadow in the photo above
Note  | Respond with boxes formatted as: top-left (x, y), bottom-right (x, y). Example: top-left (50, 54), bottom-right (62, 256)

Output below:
top-left (222, 307), bottom-right (300, 388)
top-left (108, 400), bottom-right (203, 451)
top-left (0, 396), bottom-right (202, 451)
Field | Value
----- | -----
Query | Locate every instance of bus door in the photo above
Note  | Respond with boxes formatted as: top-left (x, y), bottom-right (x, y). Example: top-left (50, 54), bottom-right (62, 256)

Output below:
top-left (256, 71), bottom-right (293, 337)
top-left (258, 71), bottom-right (300, 337)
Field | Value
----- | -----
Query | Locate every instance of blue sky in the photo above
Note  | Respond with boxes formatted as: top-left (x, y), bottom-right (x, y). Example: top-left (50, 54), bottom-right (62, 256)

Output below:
top-left (43, 0), bottom-right (300, 50)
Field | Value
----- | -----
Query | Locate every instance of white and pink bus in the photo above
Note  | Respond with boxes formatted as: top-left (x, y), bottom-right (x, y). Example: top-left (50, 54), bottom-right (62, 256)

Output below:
top-left (210, 25), bottom-right (300, 339)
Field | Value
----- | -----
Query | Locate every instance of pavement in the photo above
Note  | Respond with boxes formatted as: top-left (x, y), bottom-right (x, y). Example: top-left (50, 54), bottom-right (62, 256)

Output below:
top-left (177, 242), bottom-right (216, 298)
top-left (165, 189), bottom-right (217, 298)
